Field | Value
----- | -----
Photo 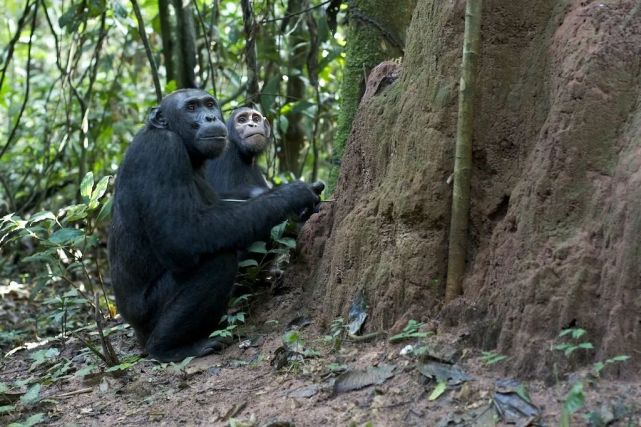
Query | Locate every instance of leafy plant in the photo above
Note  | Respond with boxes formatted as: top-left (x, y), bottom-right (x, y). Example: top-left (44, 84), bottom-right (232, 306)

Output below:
top-left (282, 330), bottom-right (304, 353)
top-left (560, 382), bottom-right (585, 427)
top-left (480, 351), bottom-right (509, 365)
top-left (553, 328), bottom-right (594, 357)
top-left (1, 172), bottom-right (112, 300)
top-left (592, 355), bottom-right (630, 377)
top-left (389, 320), bottom-right (428, 343)
top-left (104, 355), bottom-right (142, 373)
top-left (324, 317), bottom-right (345, 351)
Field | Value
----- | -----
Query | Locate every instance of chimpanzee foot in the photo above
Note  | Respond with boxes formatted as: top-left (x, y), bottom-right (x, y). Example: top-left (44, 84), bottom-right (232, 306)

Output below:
top-left (146, 338), bottom-right (227, 362)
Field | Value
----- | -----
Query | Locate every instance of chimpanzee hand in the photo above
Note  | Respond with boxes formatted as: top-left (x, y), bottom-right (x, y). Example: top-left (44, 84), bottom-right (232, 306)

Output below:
top-left (298, 181), bottom-right (325, 221)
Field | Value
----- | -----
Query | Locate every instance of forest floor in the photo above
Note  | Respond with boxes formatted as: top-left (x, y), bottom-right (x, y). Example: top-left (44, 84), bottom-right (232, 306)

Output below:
top-left (1, 284), bottom-right (641, 426)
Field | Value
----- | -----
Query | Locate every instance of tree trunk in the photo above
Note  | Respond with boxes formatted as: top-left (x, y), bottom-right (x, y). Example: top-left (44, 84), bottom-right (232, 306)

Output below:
top-left (445, 0), bottom-right (482, 301)
top-left (277, 0), bottom-right (308, 175)
top-left (159, 0), bottom-right (197, 89)
top-left (173, 0), bottom-right (197, 88)
top-left (158, 0), bottom-right (176, 85)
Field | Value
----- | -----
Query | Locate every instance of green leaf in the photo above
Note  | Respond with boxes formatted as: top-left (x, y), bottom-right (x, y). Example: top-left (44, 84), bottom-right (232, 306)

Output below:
top-left (63, 204), bottom-right (88, 222)
top-left (608, 355), bottom-right (630, 363)
top-left (277, 115), bottom-right (289, 135)
top-left (48, 228), bottom-right (84, 246)
top-left (165, 80), bottom-right (177, 93)
top-left (563, 382), bottom-right (585, 414)
top-left (276, 237), bottom-right (296, 249)
top-left (247, 241), bottom-right (268, 254)
top-left (19, 384), bottom-right (41, 406)
top-left (270, 221), bottom-right (288, 241)
top-left (428, 381), bottom-right (447, 401)
top-left (8, 412), bottom-right (45, 427)
top-left (291, 100), bottom-right (316, 114)
top-left (91, 176), bottom-right (110, 203)
top-left (80, 172), bottom-right (94, 202)
top-left (0, 405), bottom-right (15, 414)
top-left (75, 365), bottom-right (97, 377)
top-left (578, 342), bottom-right (593, 350)
top-left (571, 328), bottom-right (587, 339)
top-left (30, 348), bottom-right (60, 370)
top-left (28, 212), bottom-right (56, 224)
top-left (238, 259), bottom-right (259, 268)
top-left (260, 75), bottom-right (281, 112)
top-left (96, 197), bottom-right (113, 223)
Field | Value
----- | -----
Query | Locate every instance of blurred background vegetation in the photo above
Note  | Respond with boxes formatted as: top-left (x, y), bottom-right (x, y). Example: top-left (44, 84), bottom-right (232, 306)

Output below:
top-left (0, 0), bottom-right (347, 353)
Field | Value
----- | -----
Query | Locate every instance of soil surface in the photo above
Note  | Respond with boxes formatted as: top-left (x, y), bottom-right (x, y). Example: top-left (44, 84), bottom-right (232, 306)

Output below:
top-left (1, 287), bottom-right (640, 426)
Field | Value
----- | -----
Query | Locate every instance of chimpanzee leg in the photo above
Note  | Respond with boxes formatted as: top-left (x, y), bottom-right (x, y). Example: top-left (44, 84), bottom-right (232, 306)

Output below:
top-left (144, 253), bottom-right (238, 362)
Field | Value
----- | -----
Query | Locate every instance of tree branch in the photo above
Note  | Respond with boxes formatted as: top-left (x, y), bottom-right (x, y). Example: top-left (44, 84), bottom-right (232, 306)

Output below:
top-left (0, 1), bottom-right (33, 92)
top-left (131, 0), bottom-right (162, 102)
top-left (0, 1), bottom-right (38, 160)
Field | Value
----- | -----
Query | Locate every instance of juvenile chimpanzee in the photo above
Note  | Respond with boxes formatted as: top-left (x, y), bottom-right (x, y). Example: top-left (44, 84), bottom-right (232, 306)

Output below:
top-left (206, 106), bottom-right (271, 199)
top-left (108, 89), bottom-right (323, 362)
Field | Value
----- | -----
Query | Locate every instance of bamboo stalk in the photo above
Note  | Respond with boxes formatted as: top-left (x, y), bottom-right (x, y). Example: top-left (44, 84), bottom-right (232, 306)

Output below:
top-left (445, 0), bottom-right (482, 302)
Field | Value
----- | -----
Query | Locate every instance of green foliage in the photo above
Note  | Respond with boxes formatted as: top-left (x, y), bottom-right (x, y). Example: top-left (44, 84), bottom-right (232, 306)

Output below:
top-left (560, 382), bottom-right (585, 427)
top-left (324, 317), bottom-right (345, 351)
top-left (480, 351), bottom-right (509, 365)
top-left (19, 384), bottom-right (41, 406)
top-left (104, 354), bottom-right (142, 373)
top-left (282, 330), bottom-right (304, 352)
top-left (592, 355), bottom-right (630, 377)
top-left (389, 320), bottom-right (428, 343)
top-left (0, 1), bottom-right (345, 391)
top-left (428, 380), bottom-right (447, 401)
top-left (7, 413), bottom-right (46, 427)
top-left (1, 172), bottom-right (111, 301)
top-left (554, 328), bottom-right (594, 358)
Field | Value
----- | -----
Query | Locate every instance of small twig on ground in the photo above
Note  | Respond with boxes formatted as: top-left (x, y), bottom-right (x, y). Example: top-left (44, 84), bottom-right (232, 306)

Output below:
top-left (55, 388), bottom-right (94, 399)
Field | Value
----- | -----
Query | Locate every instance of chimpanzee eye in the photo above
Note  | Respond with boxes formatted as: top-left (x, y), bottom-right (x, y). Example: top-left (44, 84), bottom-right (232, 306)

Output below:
top-left (238, 116), bottom-right (247, 123)
top-left (187, 103), bottom-right (196, 111)
top-left (252, 114), bottom-right (261, 122)
top-left (206, 100), bottom-right (215, 108)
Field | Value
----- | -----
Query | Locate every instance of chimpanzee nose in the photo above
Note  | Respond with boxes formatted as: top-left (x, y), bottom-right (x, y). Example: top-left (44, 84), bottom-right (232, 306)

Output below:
top-left (205, 115), bottom-right (216, 122)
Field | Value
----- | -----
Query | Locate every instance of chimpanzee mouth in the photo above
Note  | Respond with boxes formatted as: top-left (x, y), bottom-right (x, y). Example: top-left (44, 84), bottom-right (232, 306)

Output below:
top-left (199, 136), bottom-right (227, 142)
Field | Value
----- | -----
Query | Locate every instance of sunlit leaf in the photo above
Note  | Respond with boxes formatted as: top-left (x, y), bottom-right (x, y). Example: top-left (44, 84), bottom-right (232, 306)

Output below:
top-left (428, 381), bottom-right (447, 401)
top-left (28, 212), bottom-right (56, 224)
top-left (80, 172), bottom-right (95, 202)
top-left (91, 176), bottom-right (111, 202)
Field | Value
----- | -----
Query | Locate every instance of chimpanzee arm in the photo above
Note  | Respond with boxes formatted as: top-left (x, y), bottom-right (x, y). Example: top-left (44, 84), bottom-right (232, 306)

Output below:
top-left (129, 130), bottom-right (317, 270)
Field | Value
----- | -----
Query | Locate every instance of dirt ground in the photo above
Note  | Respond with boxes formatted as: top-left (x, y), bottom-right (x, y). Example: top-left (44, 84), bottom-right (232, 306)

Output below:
top-left (1, 285), bottom-right (640, 427)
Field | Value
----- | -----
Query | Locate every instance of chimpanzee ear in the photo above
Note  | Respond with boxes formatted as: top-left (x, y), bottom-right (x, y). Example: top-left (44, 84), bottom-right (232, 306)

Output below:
top-left (264, 117), bottom-right (272, 139)
top-left (148, 107), bottom-right (168, 129)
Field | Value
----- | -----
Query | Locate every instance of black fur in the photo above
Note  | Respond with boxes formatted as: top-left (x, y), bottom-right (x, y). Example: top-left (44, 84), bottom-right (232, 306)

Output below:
top-left (108, 90), bottom-right (320, 362)
top-left (206, 107), bottom-right (271, 199)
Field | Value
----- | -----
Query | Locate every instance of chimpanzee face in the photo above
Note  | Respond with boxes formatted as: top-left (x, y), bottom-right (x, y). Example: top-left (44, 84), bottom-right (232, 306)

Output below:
top-left (149, 89), bottom-right (228, 159)
top-left (230, 107), bottom-right (271, 155)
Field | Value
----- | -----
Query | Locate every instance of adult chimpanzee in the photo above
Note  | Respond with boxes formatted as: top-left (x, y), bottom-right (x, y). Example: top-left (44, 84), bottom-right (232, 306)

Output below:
top-left (108, 89), bottom-right (323, 362)
top-left (206, 106), bottom-right (271, 199)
